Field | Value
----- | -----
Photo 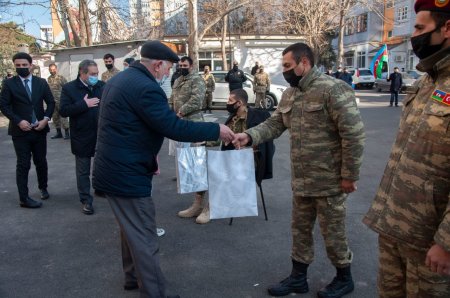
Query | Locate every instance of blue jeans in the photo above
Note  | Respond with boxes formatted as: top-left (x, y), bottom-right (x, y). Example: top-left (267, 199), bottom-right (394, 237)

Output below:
top-left (390, 91), bottom-right (399, 106)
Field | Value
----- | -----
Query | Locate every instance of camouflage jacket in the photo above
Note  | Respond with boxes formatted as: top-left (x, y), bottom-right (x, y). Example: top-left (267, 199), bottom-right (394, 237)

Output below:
top-left (169, 73), bottom-right (206, 121)
top-left (47, 74), bottom-right (67, 102)
top-left (254, 72), bottom-right (270, 93)
top-left (246, 66), bottom-right (365, 197)
top-left (203, 73), bottom-right (215, 93)
top-left (101, 67), bottom-right (120, 82)
top-left (363, 48), bottom-right (450, 252)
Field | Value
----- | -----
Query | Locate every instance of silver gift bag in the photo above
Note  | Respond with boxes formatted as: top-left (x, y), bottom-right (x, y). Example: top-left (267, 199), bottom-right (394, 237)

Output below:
top-left (175, 143), bottom-right (208, 194)
top-left (208, 148), bottom-right (258, 219)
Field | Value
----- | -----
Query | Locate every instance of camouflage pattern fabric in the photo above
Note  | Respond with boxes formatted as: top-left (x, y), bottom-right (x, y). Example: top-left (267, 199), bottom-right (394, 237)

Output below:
top-left (203, 73), bottom-right (215, 110)
top-left (292, 194), bottom-right (352, 267)
top-left (254, 71), bottom-right (270, 93)
top-left (169, 73), bottom-right (206, 122)
top-left (378, 235), bottom-right (450, 298)
top-left (227, 108), bottom-right (247, 133)
top-left (47, 74), bottom-right (69, 130)
top-left (204, 91), bottom-right (213, 111)
top-left (101, 66), bottom-right (120, 82)
top-left (255, 92), bottom-right (266, 109)
top-left (246, 66), bottom-right (365, 197)
top-left (363, 49), bottom-right (450, 253)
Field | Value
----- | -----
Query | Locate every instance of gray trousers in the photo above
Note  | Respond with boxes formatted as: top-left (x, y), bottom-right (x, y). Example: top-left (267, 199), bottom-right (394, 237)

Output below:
top-left (106, 194), bottom-right (166, 298)
top-left (75, 156), bottom-right (93, 204)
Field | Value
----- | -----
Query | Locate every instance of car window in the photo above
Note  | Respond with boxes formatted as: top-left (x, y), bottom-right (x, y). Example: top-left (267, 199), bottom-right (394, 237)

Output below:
top-left (213, 73), bottom-right (226, 83)
top-left (402, 73), bottom-right (413, 79)
top-left (359, 69), bottom-right (373, 76)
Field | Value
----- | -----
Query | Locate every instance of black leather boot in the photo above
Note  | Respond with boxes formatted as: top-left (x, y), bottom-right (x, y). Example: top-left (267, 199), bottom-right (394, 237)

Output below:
top-left (64, 129), bottom-right (70, 140)
top-left (267, 260), bottom-right (309, 296)
top-left (317, 265), bottom-right (354, 298)
top-left (51, 128), bottom-right (62, 139)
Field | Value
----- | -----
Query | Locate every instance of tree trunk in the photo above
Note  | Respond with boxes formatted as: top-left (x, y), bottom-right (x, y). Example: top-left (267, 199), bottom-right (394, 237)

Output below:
top-left (337, 10), bottom-right (345, 67)
top-left (221, 15), bottom-right (228, 71)
top-left (61, 0), bottom-right (81, 46)
top-left (188, 0), bottom-right (199, 71)
top-left (81, 0), bottom-right (92, 45)
top-left (78, 0), bottom-right (87, 46)
top-left (55, 0), bottom-right (71, 46)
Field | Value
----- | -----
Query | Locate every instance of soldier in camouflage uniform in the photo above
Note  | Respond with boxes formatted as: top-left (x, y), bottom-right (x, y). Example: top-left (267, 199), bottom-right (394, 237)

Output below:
top-left (202, 66), bottom-right (215, 113)
top-left (101, 53), bottom-right (120, 82)
top-left (47, 63), bottom-right (69, 139)
top-left (253, 65), bottom-right (270, 109)
top-left (233, 43), bottom-right (365, 298)
top-left (169, 56), bottom-right (210, 224)
top-left (363, 1), bottom-right (450, 297)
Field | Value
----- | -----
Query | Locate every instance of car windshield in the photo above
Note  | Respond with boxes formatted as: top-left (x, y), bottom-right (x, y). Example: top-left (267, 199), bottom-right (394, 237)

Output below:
top-left (402, 73), bottom-right (413, 79)
top-left (359, 69), bottom-right (373, 76)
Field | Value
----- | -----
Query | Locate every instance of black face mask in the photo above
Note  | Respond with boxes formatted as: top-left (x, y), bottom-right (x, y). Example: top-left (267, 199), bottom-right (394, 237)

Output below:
top-left (181, 68), bottom-right (190, 76)
top-left (283, 68), bottom-right (302, 87)
top-left (233, 65), bottom-right (238, 71)
top-left (105, 64), bottom-right (113, 70)
top-left (226, 103), bottom-right (239, 114)
top-left (16, 68), bottom-right (30, 78)
top-left (411, 28), bottom-right (447, 60)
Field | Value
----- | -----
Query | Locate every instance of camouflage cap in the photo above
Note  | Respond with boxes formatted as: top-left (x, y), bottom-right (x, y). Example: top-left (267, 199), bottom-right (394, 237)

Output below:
top-left (415, 0), bottom-right (450, 13)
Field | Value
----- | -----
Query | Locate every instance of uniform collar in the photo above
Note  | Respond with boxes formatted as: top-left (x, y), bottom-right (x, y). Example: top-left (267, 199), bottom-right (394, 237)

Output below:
top-left (417, 46), bottom-right (450, 81)
top-left (298, 66), bottom-right (320, 91)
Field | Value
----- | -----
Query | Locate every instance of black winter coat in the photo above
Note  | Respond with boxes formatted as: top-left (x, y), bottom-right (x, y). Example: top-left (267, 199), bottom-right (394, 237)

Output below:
top-left (388, 72), bottom-right (403, 92)
top-left (92, 63), bottom-right (220, 198)
top-left (59, 78), bottom-right (105, 157)
top-left (222, 107), bottom-right (275, 184)
top-left (225, 68), bottom-right (247, 91)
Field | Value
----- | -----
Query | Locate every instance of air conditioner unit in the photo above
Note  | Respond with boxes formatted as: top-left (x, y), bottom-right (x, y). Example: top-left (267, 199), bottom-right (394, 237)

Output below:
top-left (394, 55), bottom-right (404, 62)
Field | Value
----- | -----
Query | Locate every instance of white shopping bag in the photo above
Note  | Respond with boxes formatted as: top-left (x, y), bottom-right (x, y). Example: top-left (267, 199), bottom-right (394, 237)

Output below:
top-left (208, 148), bottom-right (258, 219)
top-left (175, 143), bottom-right (208, 194)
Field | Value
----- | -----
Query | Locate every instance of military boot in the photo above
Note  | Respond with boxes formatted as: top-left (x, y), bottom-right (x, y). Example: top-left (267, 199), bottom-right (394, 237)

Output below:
top-left (51, 128), bottom-right (62, 139)
top-left (196, 200), bottom-right (210, 224)
top-left (64, 129), bottom-right (70, 140)
top-left (317, 265), bottom-right (354, 298)
top-left (178, 193), bottom-right (203, 218)
top-left (267, 260), bottom-right (309, 296)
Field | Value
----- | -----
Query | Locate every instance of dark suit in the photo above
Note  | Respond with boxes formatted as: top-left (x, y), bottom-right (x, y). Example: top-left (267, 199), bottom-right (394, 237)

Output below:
top-left (0, 75), bottom-right (55, 201)
top-left (60, 78), bottom-right (105, 204)
top-left (387, 72), bottom-right (403, 106)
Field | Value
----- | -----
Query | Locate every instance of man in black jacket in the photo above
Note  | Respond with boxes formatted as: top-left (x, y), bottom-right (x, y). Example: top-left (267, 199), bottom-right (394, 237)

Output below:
top-left (387, 67), bottom-right (403, 107)
top-left (0, 52), bottom-right (55, 208)
top-left (60, 60), bottom-right (105, 215)
top-left (92, 41), bottom-right (234, 298)
top-left (225, 61), bottom-right (247, 91)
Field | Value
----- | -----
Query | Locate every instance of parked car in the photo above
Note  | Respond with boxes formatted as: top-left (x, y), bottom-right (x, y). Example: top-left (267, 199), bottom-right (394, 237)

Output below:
top-left (374, 72), bottom-right (416, 93)
top-left (406, 70), bottom-right (424, 80)
top-left (202, 71), bottom-right (286, 110)
top-left (347, 68), bottom-right (375, 89)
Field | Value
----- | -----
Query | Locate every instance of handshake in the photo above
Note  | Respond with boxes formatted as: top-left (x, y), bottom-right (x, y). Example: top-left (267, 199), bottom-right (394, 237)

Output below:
top-left (218, 124), bottom-right (250, 149)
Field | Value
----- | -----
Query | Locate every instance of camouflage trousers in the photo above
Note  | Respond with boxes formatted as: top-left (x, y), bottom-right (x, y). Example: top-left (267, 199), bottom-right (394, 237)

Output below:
top-left (52, 102), bottom-right (69, 130)
top-left (204, 91), bottom-right (213, 111)
top-left (378, 235), bottom-right (450, 298)
top-left (291, 194), bottom-right (352, 268)
top-left (255, 92), bottom-right (266, 109)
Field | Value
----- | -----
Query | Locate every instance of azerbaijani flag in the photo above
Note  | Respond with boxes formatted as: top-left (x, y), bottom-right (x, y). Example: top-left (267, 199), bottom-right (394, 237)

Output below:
top-left (370, 44), bottom-right (388, 79)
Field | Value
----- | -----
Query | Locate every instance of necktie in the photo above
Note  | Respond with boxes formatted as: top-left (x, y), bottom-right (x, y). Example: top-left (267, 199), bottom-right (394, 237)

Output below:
top-left (24, 79), bottom-right (37, 124)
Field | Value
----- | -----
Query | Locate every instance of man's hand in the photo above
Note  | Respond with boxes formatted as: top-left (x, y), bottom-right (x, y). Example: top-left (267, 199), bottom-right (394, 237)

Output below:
top-left (84, 94), bottom-right (100, 108)
top-left (33, 118), bottom-right (48, 131)
top-left (176, 111), bottom-right (184, 118)
top-left (219, 124), bottom-right (234, 145)
top-left (426, 244), bottom-right (450, 276)
top-left (18, 120), bottom-right (32, 131)
top-left (232, 133), bottom-right (250, 149)
top-left (341, 179), bottom-right (357, 193)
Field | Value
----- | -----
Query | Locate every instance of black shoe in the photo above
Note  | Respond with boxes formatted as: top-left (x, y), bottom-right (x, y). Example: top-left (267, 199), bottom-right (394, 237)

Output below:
top-left (123, 282), bottom-right (138, 290)
top-left (20, 197), bottom-right (42, 208)
top-left (51, 129), bottom-right (63, 139)
top-left (40, 188), bottom-right (50, 200)
top-left (317, 276), bottom-right (354, 298)
top-left (64, 129), bottom-right (70, 140)
top-left (82, 203), bottom-right (94, 215)
top-left (267, 274), bottom-right (309, 296)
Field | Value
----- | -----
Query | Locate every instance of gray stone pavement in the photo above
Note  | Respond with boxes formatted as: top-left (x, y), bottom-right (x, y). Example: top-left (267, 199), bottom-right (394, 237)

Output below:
top-left (0, 90), bottom-right (403, 298)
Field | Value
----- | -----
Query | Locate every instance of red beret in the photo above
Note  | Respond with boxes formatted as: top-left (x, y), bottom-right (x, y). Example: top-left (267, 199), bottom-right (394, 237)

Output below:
top-left (415, 0), bottom-right (450, 13)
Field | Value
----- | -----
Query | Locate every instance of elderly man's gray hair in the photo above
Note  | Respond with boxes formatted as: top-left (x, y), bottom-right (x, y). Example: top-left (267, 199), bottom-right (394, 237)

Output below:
top-left (78, 59), bottom-right (97, 74)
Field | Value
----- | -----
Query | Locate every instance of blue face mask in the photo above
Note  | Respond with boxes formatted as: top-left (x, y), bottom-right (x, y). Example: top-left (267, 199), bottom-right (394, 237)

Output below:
top-left (158, 74), bottom-right (168, 87)
top-left (88, 76), bottom-right (98, 86)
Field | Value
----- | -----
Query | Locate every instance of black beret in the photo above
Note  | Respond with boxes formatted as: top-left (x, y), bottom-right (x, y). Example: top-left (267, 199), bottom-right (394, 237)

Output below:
top-left (140, 41), bottom-right (180, 63)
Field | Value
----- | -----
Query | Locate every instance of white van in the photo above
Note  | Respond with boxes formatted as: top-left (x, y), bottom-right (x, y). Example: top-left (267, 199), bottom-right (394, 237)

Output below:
top-left (348, 68), bottom-right (375, 89)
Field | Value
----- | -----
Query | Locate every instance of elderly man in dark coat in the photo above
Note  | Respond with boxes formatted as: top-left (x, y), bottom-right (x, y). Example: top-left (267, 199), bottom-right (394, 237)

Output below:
top-left (92, 41), bottom-right (234, 298)
top-left (60, 59), bottom-right (105, 215)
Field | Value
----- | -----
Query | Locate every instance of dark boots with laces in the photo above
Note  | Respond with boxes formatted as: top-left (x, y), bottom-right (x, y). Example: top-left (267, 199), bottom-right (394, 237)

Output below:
top-left (318, 265), bottom-right (354, 298)
top-left (267, 260), bottom-right (309, 296)
top-left (267, 260), bottom-right (354, 298)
